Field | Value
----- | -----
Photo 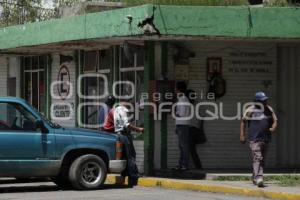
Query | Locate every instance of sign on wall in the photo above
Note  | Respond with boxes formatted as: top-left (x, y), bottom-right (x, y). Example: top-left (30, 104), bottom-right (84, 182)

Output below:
top-left (51, 54), bottom-right (76, 127)
top-left (207, 57), bottom-right (223, 81)
top-left (57, 65), bottom-right (71, 100)
top-left (228, 51), bottom-right (272, 73)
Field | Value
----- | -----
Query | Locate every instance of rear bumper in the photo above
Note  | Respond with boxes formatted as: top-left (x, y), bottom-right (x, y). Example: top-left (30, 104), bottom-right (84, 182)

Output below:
top-left (109, 160), bottom-right (127, 173)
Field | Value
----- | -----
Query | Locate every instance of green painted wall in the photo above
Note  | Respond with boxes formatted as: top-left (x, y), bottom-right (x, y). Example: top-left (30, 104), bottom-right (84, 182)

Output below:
top-left (249, 7), bottom-right (300, 38)
top-left (0, 5), bottom-right (149, 50)
top-left (155, 5), bottom-right (249, 37)
top-left (154, 5), bottom-right (300, 38)
top-left (0, 16), bottom-right (86, 50)
top-left (0, 5), bottom-right (300, 51)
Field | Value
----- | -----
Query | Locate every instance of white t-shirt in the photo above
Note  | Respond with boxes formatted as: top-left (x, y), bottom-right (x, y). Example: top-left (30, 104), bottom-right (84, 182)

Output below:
top-left (114, 105), bottom-right (130, 132)
top-left (175, 95), bottom-right (191, 125)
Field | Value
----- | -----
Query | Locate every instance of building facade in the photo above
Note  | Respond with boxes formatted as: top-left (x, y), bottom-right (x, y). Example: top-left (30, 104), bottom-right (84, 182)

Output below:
top-left (0, 5), bottom-right (300, 174)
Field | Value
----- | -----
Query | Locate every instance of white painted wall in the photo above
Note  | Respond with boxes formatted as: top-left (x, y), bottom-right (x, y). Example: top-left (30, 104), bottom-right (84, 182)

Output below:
top-left (166, 41), bottom-right (277, 169)
top-left (51, 53), bottom-right (76, 127)
top-left (8, 57), bottom-right (21, 97)
top-left (0, 57), bottom-right (8, 97)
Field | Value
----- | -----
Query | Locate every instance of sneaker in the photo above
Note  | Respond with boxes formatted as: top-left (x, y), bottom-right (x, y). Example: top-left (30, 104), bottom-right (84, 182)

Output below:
top-left (171, 165), bottom-right (182, 170)
top-left (171, 165), bottom-right (188, 171)
top-left (256, 177), bottom-right (264, 188)
top-left (128, 177), bottom-right (138, 187)
top-left (178, 166), bottom-right (188, 172)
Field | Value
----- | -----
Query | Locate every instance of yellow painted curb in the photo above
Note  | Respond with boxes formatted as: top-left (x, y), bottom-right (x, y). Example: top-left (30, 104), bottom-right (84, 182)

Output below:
top-left (106, 175), bottom-right (300, 200)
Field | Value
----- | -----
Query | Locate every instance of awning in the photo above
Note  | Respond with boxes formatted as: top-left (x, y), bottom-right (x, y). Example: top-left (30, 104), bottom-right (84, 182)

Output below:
top-left (0, 4), bottom-right (299, 54)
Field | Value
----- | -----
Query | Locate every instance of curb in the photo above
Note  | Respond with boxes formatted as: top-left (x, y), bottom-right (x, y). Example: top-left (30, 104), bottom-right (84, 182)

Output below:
top-left (106, 175), bottom-right (300, 200)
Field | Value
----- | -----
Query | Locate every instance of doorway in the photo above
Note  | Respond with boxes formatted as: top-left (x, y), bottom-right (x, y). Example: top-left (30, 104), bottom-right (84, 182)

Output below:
top-left (277, 45), bottom-right (300, 168)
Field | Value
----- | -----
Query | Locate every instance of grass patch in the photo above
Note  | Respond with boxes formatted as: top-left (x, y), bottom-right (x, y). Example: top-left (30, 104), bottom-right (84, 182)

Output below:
top-left (266, 175), bottom-right (300, 187)
top-left (214, 175), bottom-right (300, 187)
top-left (215, 176), bottom-right (252, 181)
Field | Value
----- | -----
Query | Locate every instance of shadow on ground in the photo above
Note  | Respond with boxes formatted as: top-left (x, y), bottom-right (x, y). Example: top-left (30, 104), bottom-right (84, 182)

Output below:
top-left (0, 179), bottom-right (132, 194)
top-left (0, 178), bottom-right (49, 184)
top-left (154, 169), bottom-right (206, 180)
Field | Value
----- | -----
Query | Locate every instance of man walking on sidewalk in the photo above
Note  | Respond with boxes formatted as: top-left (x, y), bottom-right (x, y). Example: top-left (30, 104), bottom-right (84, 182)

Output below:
top-left (240, 92), bottom-right (278, 187)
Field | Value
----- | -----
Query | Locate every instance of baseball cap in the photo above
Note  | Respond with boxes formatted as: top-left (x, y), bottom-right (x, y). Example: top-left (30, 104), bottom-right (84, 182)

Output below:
top-left (105, 95), bottom-right (116, 106)
top-left (255, 92), bottom-right (268, 101)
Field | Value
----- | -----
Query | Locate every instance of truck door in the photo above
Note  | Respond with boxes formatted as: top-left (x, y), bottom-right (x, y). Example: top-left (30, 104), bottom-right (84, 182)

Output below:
top-left (0, 102), bottom-right (56, 177)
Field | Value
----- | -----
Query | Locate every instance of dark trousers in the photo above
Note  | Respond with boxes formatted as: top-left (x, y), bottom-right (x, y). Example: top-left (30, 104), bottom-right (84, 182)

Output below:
top-left (176, 125), bottom-right (190, 168)
top-left (117, 132), bottom-right (138, 178)
top-left (250, 141), bottom-right (268, 180)
top-left (189, 133), bottom-right (202, 169)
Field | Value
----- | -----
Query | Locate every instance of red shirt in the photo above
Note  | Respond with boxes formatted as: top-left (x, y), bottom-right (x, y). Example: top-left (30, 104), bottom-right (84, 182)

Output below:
top-left (103, 109), bottom-right (114, 132)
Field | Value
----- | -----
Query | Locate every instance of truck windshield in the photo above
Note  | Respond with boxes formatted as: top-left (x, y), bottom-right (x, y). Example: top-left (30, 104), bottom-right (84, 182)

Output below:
top-left (25, 101), bottom-right (62, 129)
top-left (40, 113), bottom-right (62, 129)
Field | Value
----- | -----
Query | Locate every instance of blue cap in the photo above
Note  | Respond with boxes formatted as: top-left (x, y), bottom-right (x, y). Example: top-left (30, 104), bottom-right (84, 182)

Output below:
top-left (255, 92), bottom-right (268, 101)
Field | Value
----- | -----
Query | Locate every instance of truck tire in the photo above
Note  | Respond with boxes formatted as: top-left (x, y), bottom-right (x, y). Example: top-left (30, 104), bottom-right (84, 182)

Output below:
top-left (68, 154), bottom-right (107, 190)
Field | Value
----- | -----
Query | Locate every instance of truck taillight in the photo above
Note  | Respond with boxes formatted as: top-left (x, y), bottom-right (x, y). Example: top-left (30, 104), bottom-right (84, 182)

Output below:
top-left (116, 141), bottom-right (123, 160)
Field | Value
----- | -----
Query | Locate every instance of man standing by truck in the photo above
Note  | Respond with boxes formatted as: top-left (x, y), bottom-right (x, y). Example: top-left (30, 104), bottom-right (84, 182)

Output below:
top-left (103, 100), bottom-right (144, 186)
top-left (99, 95), bottom-right (116, 129)
top-left (240, 92), bottom-right (278, 187)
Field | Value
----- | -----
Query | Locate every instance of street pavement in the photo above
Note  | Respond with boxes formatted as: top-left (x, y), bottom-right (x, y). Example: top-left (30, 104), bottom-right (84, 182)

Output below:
top-left (0, 179), bottom-right (268, 200)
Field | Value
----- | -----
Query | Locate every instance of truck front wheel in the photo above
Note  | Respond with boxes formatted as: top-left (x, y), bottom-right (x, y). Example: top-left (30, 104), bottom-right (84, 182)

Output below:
top-left (69, 154), bottom-right (107, 190)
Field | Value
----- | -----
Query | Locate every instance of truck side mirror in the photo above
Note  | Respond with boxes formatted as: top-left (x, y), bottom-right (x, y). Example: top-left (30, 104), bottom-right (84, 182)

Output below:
top-left (36, 120), bottom-right (49, 133)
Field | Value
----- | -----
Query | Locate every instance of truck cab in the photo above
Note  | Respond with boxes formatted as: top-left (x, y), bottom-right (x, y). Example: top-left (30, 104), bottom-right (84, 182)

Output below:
top-left (0, 97), bottom-right (126, 190)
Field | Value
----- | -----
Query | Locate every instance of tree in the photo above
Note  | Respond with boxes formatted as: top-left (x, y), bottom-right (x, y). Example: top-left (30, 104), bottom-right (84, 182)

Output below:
top-left (0, 0), bottom-right (55, 27)
top-left (53, 0), bottom-right (80, 7)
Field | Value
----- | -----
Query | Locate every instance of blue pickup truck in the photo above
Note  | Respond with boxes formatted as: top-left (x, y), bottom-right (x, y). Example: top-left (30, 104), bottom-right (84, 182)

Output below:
top-left (0, 97), bottom-right (126, 190)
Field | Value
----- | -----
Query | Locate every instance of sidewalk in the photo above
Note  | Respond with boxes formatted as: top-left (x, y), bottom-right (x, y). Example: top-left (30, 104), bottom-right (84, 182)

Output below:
top-left (106, 175), bottom-right (300, 200)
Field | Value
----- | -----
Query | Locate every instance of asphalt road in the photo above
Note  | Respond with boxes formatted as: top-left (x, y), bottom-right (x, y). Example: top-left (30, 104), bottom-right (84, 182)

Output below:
top-left (0, 179), bottom-right (268, 200)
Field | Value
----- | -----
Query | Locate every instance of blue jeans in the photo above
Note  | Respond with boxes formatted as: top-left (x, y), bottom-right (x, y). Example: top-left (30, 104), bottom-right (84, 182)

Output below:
top-left (176, 125), bottom-right (190, 168)
top-left (117, 132), bottom-right (138, 178)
